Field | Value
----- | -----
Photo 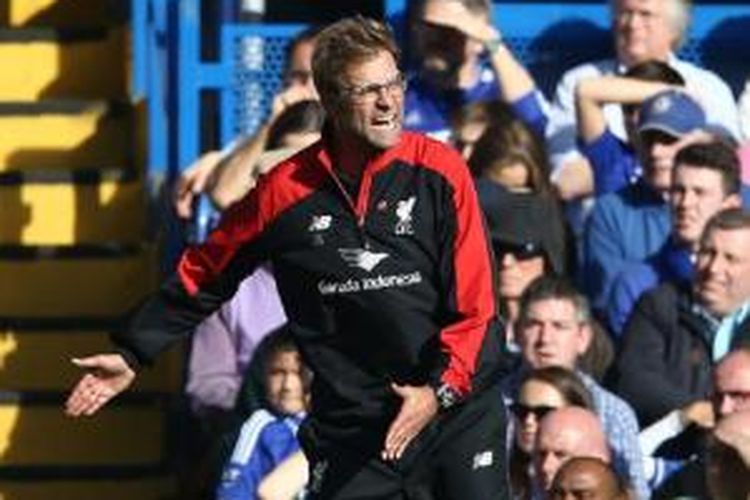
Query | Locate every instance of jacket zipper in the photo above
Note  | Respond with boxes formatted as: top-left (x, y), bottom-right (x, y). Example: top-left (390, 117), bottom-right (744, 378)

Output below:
top-left (328, 167), bottom-right (371, 249)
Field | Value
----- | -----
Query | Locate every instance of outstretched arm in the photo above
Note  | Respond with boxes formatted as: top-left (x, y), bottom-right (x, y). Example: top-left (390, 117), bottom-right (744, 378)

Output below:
top-left (64, 354), bottom-right (136, 417)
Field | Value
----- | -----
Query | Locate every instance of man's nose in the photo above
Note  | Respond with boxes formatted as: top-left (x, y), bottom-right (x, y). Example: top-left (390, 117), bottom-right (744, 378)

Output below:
top-left (717, 394), bottom-right (735, 417)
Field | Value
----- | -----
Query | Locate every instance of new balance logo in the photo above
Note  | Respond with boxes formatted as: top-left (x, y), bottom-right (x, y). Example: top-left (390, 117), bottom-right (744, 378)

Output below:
top-left (472, 450), bottom-right (494, 470)
top-left (308, 459), bottom-right (328, 494)
top-left (309, 214), bottom-right (332, 232)
top-left (338, 248), bottom-right (389, 272)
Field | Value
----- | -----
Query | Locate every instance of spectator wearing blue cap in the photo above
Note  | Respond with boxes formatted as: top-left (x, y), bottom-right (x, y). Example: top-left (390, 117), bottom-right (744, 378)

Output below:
top-left (575, 60), bottom-right (685, 197)
top-left (581, 89), bottom-right (708, 322)
top-left (547, 0), bottom-right (739, 204)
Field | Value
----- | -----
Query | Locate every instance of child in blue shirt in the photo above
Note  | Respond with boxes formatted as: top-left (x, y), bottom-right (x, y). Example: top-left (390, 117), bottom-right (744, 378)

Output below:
top-left (217, 327), bottom-right (310, 500)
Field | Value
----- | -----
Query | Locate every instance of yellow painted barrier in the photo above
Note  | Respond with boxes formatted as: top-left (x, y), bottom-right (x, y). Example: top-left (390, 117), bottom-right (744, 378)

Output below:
top-left (0, 30), bottom-right (124, 100)
top-left (0, 180), bottom-right (146, 245)
top-left (0, 247), bottom-right (157, 317)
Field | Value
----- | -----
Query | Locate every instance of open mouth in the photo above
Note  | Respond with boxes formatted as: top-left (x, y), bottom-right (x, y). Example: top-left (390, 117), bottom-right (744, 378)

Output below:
top-left (372, 115), bottom-right (399, 129)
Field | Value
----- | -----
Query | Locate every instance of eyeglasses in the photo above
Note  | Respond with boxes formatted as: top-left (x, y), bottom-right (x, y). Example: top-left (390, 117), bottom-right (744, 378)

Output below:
top-left (494, 241), bottom-right (545, 261)
top-left (713, 390), bottom-right (750, 407)
top-left (511, 403), bottom-right (557, 421)
top-left (341, 73), bottom-right (407, 103)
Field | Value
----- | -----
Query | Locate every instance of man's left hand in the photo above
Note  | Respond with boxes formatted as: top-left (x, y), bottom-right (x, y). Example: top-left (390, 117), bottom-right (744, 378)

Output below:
top-left (382, 383), bottom-right (438, 461)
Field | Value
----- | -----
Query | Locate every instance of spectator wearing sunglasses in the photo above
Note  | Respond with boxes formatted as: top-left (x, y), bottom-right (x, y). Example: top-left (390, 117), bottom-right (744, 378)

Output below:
top-left (477, 179), bottom-right (568, 348)
top-left (513, 276), bottom-right (648, 499)
top-left (509, 367), bottom-right (594, 500)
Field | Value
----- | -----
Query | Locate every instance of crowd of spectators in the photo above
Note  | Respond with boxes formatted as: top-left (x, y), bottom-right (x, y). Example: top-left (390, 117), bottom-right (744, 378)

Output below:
top-left (172, 0), bottom-right (750, 498)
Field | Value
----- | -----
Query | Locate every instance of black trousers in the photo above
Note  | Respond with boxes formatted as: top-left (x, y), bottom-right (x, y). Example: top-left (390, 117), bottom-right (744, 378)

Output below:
top-left (300, 383), bottom-right (510, 499)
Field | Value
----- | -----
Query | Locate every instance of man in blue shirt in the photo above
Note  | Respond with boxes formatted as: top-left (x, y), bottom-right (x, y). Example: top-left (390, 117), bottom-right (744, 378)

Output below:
top-left (581, 90), bottom-right (706, 317)
top-left (607, 140), bottom-right (742, 336)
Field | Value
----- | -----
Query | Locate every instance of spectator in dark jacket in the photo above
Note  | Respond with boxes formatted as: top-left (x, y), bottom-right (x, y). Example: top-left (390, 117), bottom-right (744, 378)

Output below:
top-left (614, 208), bottom-right (750, 427)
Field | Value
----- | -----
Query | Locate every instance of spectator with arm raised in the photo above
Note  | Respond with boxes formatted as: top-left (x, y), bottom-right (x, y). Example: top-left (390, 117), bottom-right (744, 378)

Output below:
top-left (575, 60), bottom-right (684, 196)
top-left (547, 0), bottom-right (739, 203)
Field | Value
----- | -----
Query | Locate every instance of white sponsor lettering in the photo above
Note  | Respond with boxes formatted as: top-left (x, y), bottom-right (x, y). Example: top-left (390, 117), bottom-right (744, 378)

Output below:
top-left (318, 271), bottom-right (423, 296)
top-left (309, 214), bottom-right (332, 232)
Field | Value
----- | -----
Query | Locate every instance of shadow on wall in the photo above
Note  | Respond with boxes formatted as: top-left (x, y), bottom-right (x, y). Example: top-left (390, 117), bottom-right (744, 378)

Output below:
top-left (698, 15), bottom-right (750, 98)
top-left (525, 18), bottom-right (613, 99)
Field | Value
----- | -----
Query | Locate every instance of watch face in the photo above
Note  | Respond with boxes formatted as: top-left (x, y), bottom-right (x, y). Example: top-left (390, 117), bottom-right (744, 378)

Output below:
top-left (436, 383), bottom-right (460, 410)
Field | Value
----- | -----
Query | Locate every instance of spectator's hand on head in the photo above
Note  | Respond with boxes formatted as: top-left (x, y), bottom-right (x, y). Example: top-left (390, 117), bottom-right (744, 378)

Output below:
top-left (382, 383), bottom-right (438, 461)
top-left (679, 400), bottom-right (715, 429)
top-left (173, 150), bottom-right (224, 219)
top-left (64, 354), bottom-right (136, 417)
top-left (270, 83), bottom-right (318, 122)
top-left (421, 0), bottom-right (499, 44)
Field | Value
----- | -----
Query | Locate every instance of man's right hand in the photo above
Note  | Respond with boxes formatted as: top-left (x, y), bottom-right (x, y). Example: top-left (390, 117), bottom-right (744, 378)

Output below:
top-left (64, 353), bottom-right (136, 417)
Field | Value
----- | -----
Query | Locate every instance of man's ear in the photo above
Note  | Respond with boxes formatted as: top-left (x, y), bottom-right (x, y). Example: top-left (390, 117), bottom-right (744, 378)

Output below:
top-left (722, 193), bottom-right (742, 210)
top-left (576, 323), bottom-right (593, 356)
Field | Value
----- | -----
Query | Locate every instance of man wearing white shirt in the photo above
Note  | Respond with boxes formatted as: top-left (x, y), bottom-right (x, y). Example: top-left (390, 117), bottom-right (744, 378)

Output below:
top-left (548, 0), bottom-right (739, 201)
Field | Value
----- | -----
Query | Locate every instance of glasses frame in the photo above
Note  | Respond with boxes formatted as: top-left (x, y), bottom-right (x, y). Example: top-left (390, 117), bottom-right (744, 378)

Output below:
top-left (493, 241), bottom-right (545, 261)
top-left (340, 73), bottom-right (407, 104)
top-left (511, 402), bottom-right (557, 421)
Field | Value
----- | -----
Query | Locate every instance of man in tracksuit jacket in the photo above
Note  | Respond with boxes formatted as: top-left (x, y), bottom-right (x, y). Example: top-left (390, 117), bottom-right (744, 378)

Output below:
top-left (66, 16), bottom-right (511, 499)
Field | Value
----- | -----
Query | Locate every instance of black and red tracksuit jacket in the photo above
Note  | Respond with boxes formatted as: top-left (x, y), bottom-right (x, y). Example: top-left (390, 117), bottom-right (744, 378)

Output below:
top-left (116, 131), bottom-right (507, 448)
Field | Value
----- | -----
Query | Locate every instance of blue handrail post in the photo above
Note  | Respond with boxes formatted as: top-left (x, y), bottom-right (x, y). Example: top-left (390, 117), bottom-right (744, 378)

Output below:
top-left (176, 0), bottom-right (203, 179)
top-left (131, 0), bottom-right (147, 99)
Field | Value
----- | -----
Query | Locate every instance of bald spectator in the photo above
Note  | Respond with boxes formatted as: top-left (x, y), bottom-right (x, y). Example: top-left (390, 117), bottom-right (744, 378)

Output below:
top-left (535, 407), bottom-right (611, 493)
top-left (638, 348), bottom-right (750, 498)
top-left (713, 347), bottom-right (750, 419)
top-left (615, 209), bottom-right (750, 428)
top-left (608, 140), bottom-right (743, 336)
top-left (548, 0), bottom-right (738, 202)
top-left (550, 457), bottom-right (629, 500)
top-left (514, 276), bottom-right (648, 498)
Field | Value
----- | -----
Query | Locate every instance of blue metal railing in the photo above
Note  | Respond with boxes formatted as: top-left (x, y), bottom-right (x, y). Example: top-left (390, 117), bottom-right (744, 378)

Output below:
top-left (130, 0), bottom-right (750, 246)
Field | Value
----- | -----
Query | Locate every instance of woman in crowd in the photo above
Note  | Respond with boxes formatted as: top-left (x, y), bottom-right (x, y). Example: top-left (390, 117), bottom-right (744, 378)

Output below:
top-left (509, 366), bottom-right (594, 499)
